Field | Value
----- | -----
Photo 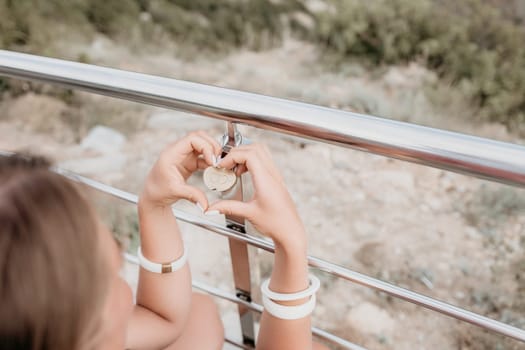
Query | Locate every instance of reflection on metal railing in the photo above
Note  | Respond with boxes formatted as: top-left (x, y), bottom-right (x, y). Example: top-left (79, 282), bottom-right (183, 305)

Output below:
top-left (0, 50), bottom-right (524, 187)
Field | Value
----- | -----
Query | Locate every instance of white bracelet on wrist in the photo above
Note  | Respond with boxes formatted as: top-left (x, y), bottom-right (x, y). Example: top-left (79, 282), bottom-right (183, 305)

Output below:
top-left (262, 294), bottom-right (316, 320)
top-left (261, 274), bottom-right (320, 301)
top-left (260, 274), bottom-right (320, 320)
top-left (137, 246), bottom-right (188, 274)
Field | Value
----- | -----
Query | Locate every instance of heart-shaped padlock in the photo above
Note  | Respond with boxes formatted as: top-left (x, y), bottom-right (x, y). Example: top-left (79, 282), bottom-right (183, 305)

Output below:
top-left (203, 166), bottom-right (237, 192)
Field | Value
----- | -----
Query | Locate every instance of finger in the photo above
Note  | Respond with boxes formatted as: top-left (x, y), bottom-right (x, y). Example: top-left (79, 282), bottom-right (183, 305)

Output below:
top-left (196, 158), bottom-right (208, 170)
top-left (176, 184), bottom-right (209, 210)
top-left (218, 147), bottom-right (264, 174)
top-left (218, 147), bottom-right (276, 193)
top-left (235, 164), bottom-right (247, 177)
top-left (196, 131), bottom-right (222, 156)
top-left (191, 132), bottom-right (219, 161)
top-left (220, 145), bottom-right (282, 184)
top-left (207, 200), bottom-right (255, 219)
top-left (162, 134), bottom-right (207, 160)
top-left (188, 136), bottom-right (215, 166)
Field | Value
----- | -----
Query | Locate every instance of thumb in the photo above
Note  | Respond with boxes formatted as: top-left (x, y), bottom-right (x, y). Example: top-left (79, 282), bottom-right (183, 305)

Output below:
top-left (207, 200), bottom-right (254, 219)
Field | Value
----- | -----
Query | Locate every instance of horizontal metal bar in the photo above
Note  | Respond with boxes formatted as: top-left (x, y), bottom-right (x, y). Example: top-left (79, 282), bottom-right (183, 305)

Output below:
top-left (50, 165), bottom-right (525, 343)
top-left (0, 50), bottom-right (524, 187)
top-left (124, 253), bottom-right (366, 350)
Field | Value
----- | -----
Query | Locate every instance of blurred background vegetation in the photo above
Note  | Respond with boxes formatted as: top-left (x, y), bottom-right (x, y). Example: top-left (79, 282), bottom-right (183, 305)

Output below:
top-left (0, 0), bottom-right (524, 131)
top-left (1, 3), bottom-right (524, 349)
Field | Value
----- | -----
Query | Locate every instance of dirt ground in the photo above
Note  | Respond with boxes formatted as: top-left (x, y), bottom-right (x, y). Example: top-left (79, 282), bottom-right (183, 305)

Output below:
top-left (1, 38), bottom-right (524, 350)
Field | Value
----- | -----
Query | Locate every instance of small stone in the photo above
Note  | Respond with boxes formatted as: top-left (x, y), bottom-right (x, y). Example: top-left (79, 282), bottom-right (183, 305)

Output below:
top-left (59, 154), bottom-right (127, 175)
top-left (384, 68), bottom-right (408, 89)
top-left (360, 170), bottom-right (416, 205)
top-left (465, 226), bottom-right (479, 239)
top-left (439, 175), bottom-right (456, 192)
top-left (81, 125), bottom-right (126, 154)
top-left (304, 0), bottom-right (332, 13)
top-left (139, 11), bottom-right (152, 22)
top-left (455, 291), bottom-right (466, 300)
top-left (352, 220), bottom-right (376, 237)
top-left (427, 197), bottom-right (442, 211)
top-left (420, 204), bottom-right (430, 212)
top-left (346, 302), bottom-right (395, 335)
top-left (291, 12), bottom-right (315, 30)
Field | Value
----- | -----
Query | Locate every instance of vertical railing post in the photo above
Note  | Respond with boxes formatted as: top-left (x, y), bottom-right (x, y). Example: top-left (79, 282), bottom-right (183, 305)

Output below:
top-left (221, 123), bottom-right (256, 347)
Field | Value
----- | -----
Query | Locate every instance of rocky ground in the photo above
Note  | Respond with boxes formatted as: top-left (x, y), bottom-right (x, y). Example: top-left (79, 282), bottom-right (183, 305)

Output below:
top-left (1, 38), bottom-right (524, 349)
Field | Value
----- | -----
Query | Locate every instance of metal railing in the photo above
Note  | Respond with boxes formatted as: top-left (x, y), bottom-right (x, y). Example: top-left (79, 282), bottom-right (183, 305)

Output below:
top-left (1, 50), bottom-right (525, 349)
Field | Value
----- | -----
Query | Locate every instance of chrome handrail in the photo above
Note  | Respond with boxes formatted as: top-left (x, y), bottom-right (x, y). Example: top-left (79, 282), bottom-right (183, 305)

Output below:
top-left (0, 50), bottom-right (524, 187)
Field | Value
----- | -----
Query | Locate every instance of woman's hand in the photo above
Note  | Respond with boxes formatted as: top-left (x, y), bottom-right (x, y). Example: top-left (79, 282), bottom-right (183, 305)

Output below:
top-left (209, 144), bottom-right (312, 350)
top-left (139, 131), bottom-right (222, 211)
top-left (207, 144), bottom-right (306, 251)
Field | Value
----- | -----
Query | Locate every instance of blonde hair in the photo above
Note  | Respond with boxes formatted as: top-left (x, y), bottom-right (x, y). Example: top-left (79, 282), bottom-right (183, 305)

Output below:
top-left (0, 154), bottom-right (109, 350)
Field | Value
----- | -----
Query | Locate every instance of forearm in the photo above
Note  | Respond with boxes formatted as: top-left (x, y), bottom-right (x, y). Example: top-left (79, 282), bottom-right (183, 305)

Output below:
top-left (257, 230), bottom-right (312, 350)
top-left (130, 200), bottom-right (193, 348)
top-left (138, 201), bottom-right (185, 270)
top-left (126, 132), bottom-right (223, 348)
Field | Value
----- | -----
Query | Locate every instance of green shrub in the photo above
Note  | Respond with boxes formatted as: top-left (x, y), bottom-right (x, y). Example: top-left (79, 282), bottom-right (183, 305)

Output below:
top-left (0, 0), bottom-right (306, 52)
top-left (457, 183), bottom-right (525, 231)
top-left (85, 0), bottom-right (141, 35)
top-left (0, 78), bottom-right (9, 96)
top-left (312, 0), bottom-right (525, 129)
top-left (0, 0), bottom-right (21, 47)
top-left (0, 0), bottom-right (91, 51)
top-left (147, 0), bottom-right (304, 51)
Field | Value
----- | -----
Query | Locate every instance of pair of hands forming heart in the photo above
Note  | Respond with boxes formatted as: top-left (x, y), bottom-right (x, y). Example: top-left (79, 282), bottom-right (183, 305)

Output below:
top-left (139, 131), bottom-right (307, 250)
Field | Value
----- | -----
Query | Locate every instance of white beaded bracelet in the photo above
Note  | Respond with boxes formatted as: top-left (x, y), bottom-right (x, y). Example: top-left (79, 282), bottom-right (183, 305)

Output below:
top-left (261, 275), bottom-right (320, 301)
top-left (137, 246), bottom-right (188, 274)
top-left (262, 294), bottom-right (317, 320)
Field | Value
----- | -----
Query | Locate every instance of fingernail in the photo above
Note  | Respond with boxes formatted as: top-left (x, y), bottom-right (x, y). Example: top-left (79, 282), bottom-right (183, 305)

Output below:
top-left (214, 155), bottom-right (222, 167)
top-left (195, 202), bottom-right (204, 213)
top-left (204, 210), bottom-right (221, 216)
top-left (213, 155), bottom-right (218, 167)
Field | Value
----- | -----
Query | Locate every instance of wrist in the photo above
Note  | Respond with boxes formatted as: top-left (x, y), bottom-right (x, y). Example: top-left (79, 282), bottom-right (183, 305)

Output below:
top-left (138, 186), bottom-right (177, 212)
top-left (272, 224), bottom-right (308, 256)
top-left (138, 196), bottom-right (176, 230)
top-left (274, 238), bottom-right (307, 258)
top-left (269, 238), bottom-right (309, 297)
top-left (137, 197), bottom-right (184, 260)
